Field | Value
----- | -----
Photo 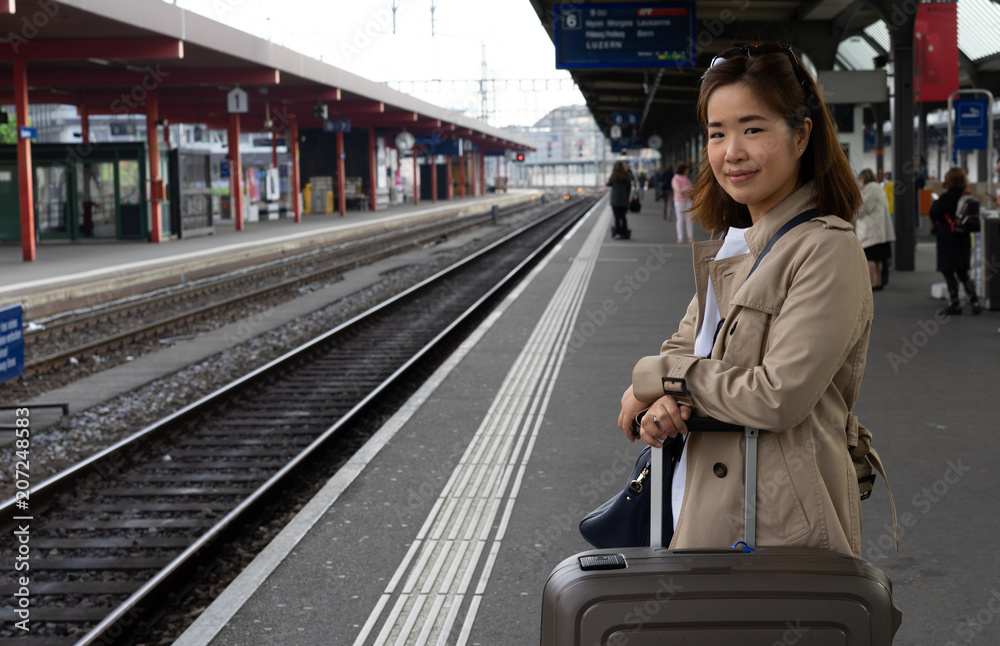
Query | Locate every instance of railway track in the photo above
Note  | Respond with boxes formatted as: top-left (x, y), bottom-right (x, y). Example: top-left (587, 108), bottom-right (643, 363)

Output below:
top-left (0, 195), bottom-right (599, 646)
top-left (19, 198), bottom-right (545, 377)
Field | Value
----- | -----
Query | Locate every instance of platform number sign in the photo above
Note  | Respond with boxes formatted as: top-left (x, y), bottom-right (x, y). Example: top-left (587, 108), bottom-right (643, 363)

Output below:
top-left (561, 9), bottom-right (582, 30)
top-left (227, 86), bottom-right (249, 114)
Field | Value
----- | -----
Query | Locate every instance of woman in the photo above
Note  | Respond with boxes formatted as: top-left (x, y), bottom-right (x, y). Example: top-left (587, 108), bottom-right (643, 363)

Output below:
top-left (671, 163), bottom-right (694, 243)
top-left (605, 161), bottom-right (633, 239)
top-left (855, 168), bottom-right (894, 290)
top-left (617, 44), bottom-right (870, 557)
top-left (929, 167), bottom-right (982, 315)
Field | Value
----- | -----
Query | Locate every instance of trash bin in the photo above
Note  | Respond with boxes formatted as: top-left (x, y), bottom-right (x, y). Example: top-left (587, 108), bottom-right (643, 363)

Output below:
top-left (980, 212), bottom-right (1000, 310)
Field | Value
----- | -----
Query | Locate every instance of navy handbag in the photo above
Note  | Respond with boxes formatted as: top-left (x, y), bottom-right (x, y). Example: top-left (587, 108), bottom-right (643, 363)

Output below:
top-left (578, 436), bottom-right (683, 549)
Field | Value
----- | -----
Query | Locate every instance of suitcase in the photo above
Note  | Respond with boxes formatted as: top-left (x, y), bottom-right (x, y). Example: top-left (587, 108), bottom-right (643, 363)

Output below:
top-left (541, 421), bottom-right (902, 645)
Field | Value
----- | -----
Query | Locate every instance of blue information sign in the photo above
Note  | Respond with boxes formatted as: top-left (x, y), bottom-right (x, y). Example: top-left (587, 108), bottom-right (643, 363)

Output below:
top-left (0, 304), bottom-right (25, 384)
top-left (18, 126), bottom-right (36, 140)
top-left (612, 111), bottom-right (639, 127)
top-left (554, 3), bottom-right (696, 69)
top-left (611, 135), bottom-right (648, 152)
top-left (954, 98), bottom-right (989, 151)
top-left (323, 118), bottom-right (352, 133)
top-left (219, 160), bottom-right (230, 179)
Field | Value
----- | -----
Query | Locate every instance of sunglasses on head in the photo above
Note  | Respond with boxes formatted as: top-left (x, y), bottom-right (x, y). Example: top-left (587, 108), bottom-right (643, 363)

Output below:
top-left (709, 44), bottom-right (811, 90)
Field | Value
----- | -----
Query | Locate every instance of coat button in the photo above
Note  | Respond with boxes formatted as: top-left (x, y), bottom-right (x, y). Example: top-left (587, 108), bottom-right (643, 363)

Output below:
top-left (713, 462), bottom-right (728, 478)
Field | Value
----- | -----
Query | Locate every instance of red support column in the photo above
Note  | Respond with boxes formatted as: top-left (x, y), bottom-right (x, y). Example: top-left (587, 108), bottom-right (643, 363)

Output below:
top-left (146, 90), bottom-right (162, 243)
top-left (368, 128), bottom-right (378, 212)
top-left (290, 115), bottom-right (301, 223)
top-left (470, 153), bottom-right (477, 197)
top-left (80, 104), bottom-right (89, 144)
top-left (163, 122), bottom-right (170, 148)
top-left (479, 152), bottom-right (486, 196)
top-left (431, 155), bottom-right (437, 203)
top-left (271, 130), bottom-right (278, 168)
top-left (336, 131), bottom-right (346, 216)
top-left (459, 154), bottom-right (466, 198)
top-left (446, 156), bottom-right (453, 200)
top-left (412, 147), bottom-right (419, 205)
top-left (14, 58), bottom-right (35, 262)
top-left (228, 113), bottom-right (244, 231)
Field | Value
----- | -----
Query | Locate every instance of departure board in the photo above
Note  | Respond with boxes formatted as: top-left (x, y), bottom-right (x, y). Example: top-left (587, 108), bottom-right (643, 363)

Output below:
top-left (554, 3), bottom-right (696, 69)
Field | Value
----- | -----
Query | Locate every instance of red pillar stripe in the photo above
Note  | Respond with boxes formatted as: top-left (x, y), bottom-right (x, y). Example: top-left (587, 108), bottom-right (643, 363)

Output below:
top-left (431, 153), bottom-right (437, 203)
top-left (146, 92), bottom-right (162, 242)
top-left (228, 113), bottom-right (244, 231)
top-left (80, 104), bottom-right (89, 144)
top-left (290, 115), bottom-right (301, 223)
top-left (14, 57), bottom-right (35, 262)
top-left (336, 131), bottom-right (346, 216)
top-left (368, 128), bottom-right (377, 212)
top-left (446, 156), bottom-right (453, 200)
top-left (412, 147), bottom-right (419, 206)
top-left (479, 152), bottom-right (485, 197)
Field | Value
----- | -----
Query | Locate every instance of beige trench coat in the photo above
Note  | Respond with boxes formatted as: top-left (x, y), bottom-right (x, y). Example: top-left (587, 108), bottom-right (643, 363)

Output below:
top-left (632, 182), bottom-right (871, 557)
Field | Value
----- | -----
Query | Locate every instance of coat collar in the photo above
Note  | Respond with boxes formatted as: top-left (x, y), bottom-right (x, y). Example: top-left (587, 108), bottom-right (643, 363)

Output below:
top-left (743, 180), bottom-right (819, 258)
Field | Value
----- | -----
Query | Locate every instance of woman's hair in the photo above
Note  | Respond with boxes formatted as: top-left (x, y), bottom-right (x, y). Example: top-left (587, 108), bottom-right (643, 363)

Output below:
top-left (943, 166), bottom-right (968, 191)
top-left (610, 160), bottom-right (630, 182)
top-left (689, 45), bottom-right (862, 234)
top-left (857, 168), bottom-right (877, 185)
top-left (675, 163), bottom-right (688, 175)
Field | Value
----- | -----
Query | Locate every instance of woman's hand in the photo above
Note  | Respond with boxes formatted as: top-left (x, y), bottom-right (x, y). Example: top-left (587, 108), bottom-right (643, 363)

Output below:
top-left (619, 388), bottom-right (691, 446)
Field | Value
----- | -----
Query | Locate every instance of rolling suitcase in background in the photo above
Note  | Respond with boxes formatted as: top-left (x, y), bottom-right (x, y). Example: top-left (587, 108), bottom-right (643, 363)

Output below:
top-left (541, 420), bottom-right (902, 645)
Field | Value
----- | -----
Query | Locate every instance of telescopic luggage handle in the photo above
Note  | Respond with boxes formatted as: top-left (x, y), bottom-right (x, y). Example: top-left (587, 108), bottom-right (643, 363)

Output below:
top-left (650, 417), bottom-right (760, 549)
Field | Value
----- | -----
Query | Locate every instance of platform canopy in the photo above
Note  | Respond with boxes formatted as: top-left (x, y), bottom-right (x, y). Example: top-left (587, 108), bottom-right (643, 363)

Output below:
top-left (528, 0), bottom-right (1000, 148)
top-left (0, 0), bottom-right (534, 153)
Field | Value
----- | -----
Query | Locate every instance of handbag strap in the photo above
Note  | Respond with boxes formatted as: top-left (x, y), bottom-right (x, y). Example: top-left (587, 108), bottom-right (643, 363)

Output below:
top-left (746, 209), bottom-right (818, 280)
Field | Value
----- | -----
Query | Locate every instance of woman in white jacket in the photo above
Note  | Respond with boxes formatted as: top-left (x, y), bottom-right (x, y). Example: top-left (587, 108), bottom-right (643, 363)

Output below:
top-left (855, 168), bottom-right (895, 290)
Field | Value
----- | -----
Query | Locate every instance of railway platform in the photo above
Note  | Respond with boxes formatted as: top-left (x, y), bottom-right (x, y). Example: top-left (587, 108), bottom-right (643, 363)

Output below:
top-left (173, 192), bottom-right (1000, 645)
top-left (0, 191), bottom-right (540, 318)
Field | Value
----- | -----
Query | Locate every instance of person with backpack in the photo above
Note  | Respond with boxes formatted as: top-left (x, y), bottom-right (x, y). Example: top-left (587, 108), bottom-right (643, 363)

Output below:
top-left (605, 160), bottom-right (634, 239)
top-left (617, 43), bottom-right (877, 557)
top-left (928, 167), bottom-right (982, 315)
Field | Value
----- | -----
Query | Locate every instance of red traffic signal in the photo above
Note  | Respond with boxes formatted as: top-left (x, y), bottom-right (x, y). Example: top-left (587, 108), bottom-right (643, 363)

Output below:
top-left (513, 152), bottom-right (526, 162)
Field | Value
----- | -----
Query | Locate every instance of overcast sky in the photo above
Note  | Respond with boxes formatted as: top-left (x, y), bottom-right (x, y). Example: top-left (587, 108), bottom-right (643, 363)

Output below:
top-left (169, 0), bottom-right (586, 127)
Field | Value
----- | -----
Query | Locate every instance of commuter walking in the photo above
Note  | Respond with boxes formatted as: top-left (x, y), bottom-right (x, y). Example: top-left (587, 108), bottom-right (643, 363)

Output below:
top-left (928, 167), bottom-right (982, 315)
top-left (855, 169), bottom-right (894, 290)
top-left (605, 161), bottom-right (633, 239)
top-left (637, 169), bottom-right (647, 200)
top-left (671, 163), bottom-right (694, 243)
top-left (661, 163), bottom-right (675, 219)
top-left (618, 43), bottom-right (872, 557)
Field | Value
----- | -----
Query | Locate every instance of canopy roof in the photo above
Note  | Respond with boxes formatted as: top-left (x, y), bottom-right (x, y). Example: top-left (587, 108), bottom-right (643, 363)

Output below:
top-left (0, 0), bottom-right (534, 152)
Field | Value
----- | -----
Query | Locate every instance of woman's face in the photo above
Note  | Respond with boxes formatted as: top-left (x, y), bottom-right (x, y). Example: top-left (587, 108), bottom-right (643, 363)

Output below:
top-left (706, 82), bottom-right (812, 223)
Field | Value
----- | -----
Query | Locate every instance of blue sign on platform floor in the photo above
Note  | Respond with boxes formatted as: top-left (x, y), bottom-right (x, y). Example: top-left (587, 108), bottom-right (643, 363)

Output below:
top-left (954, 98), bottom-right (989, 152)
top-left (554, 3), bottom-right (695, 69)
top-left (0, 304), bottom-right (25, 384)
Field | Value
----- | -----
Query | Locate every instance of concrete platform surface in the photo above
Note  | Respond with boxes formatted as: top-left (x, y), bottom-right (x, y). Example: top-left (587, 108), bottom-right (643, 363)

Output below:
top-left (174, 193), bottom-right (1000, 645)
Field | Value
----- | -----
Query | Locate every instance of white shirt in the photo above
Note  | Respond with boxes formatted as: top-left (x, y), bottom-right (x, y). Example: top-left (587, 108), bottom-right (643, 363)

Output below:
top-left (672, 226), bottom-right (750, 531)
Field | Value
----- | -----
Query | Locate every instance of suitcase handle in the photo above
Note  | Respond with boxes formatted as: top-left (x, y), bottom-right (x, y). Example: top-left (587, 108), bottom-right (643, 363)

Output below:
top-left (650, 417), bottom-right (759, 549)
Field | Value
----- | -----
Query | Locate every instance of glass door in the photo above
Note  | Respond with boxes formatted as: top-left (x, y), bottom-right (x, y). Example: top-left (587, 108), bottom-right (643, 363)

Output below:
top-left (77, 162), bottom-right (117, 238)
top-left (35, 165), bottom-right (71, 239)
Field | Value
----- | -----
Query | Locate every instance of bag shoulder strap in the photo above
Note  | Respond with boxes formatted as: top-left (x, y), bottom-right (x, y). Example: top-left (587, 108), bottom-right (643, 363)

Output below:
top-left (746, 208), bottom-right (818, 280)
top-left (867, 445), bottom-right (899, 551)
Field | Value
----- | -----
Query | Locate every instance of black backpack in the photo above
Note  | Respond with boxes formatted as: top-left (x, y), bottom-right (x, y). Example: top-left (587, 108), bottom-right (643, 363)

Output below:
top-left (955, 192), bottom-right (981, 234)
